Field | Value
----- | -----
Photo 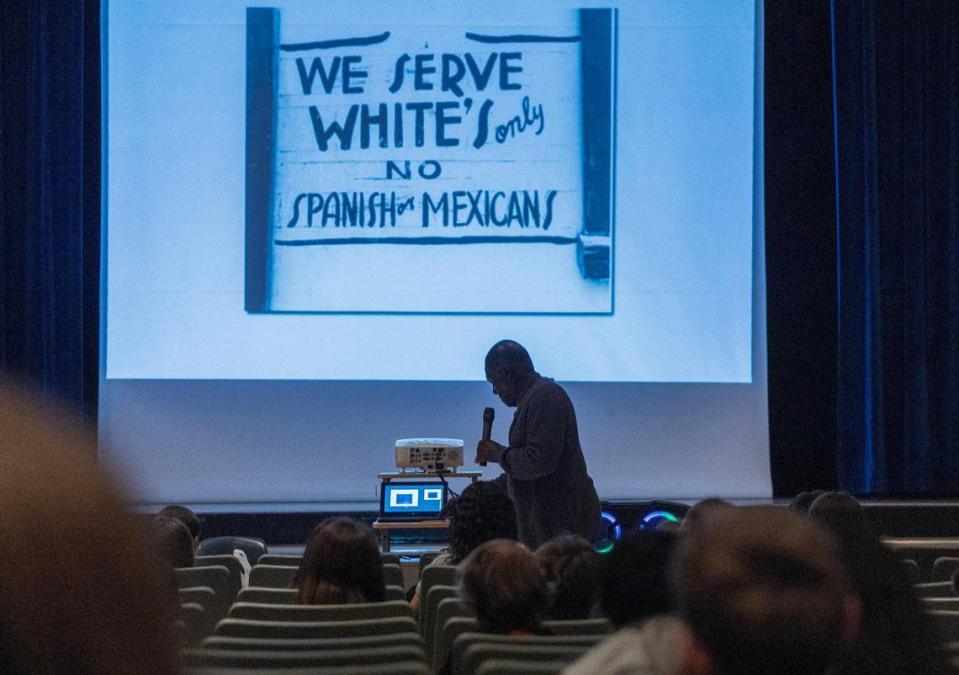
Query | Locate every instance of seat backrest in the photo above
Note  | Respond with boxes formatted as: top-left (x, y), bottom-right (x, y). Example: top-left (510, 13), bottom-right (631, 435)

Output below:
top-left (237, 587), bottom-right (298, 604)
top-left (381, 553), bottom-right (401, 567)
top-left (258, 554), bottom-right (302, 566)
top-left (237, 585), bottom-right (403, 605)
top-left (915, 581), bottom-right (956, 598)
top-left (419, 551), bottom-right (443, 574)
top-left (933, 557), bottom-right (959, 582)
top-left (475, 657), bottom-right (573, 675)
top-left (213, 616), bottom-right (419, 640)
top-left (454, 640), bottom-right (594, 675)
top-left (181, 644), bottom-right (426, 669)
top-left (175, 566), bottom-right (236, 621)
top-left (928, 610), bottom-right (959, 643)
top-left (382, 563), bottom-right (404, 589)
top-left (421, 584), bottom-right (458, 642)
top-left (195, 555), bottom-right (245, 589)
top-left (923, 597), bottom-right (959, 612)
top-left (900, 558), bottom-right (921, 584)
top-left (197, 536), bottom-right (268, 564)
top-left (436, 617), bottom-right (479, 672)
top-left (180, 602), bottom-right (209, 647)
top-left (200, 632), bottom-right (425, 652)
top-left (542, 618), bottom-right (613, 636)
top-left (249, 564), bottom-right (297, 589)
top-left (228, 600), bottom-right (414, 622)
top-left (179, 586), bottom-right (217, 615)
top-left (431, 599), bottom-right (474, 670)
top-left (421, 565), bottom-right (458, 599)
top-left (180, 661), bottom-right (429, 675)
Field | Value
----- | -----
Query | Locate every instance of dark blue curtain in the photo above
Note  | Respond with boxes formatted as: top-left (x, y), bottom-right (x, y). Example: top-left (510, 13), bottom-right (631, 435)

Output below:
top-left (0, 0), bottom-right (99, 420)
top-left (834, 0), bottom-right (959, 493)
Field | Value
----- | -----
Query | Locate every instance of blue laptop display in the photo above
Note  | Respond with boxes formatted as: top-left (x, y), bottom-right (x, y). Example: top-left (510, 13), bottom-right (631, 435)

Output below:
top-left (379, 481), bottom-right (448, 521)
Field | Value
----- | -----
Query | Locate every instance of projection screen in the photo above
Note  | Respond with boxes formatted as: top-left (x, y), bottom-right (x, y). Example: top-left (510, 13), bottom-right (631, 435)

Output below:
top-left (100, 0), bottom-right (769, 505)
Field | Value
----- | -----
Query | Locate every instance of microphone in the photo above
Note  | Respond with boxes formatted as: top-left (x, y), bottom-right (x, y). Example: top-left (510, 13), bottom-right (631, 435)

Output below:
top-left (480, 407), bottom-right (495, 466)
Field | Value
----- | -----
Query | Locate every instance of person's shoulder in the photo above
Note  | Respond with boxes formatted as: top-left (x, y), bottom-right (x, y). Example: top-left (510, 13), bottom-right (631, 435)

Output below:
top-left (561, 627), bottom-right (659, 675)
top-left (527, 376), bottom-right (573, 408)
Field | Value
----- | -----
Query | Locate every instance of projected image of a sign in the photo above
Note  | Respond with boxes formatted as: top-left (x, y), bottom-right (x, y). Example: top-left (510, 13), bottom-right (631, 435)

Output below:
top-left (245, 8), bottom-right (616, 314)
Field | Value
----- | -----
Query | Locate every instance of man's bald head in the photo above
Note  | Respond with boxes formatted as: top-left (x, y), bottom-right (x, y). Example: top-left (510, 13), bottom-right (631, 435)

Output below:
top-left (485, 340), bottom-right (534, 377)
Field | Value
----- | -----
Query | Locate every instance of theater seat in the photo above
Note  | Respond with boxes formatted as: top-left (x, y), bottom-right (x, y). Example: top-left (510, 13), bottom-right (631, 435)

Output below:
top-left (180, 644), bottom-right (426, 669)
top-left (198, 537), bottom-right (268, 565)
top-left (195, 555), bottom-right (245, 589)
top-left (200, 633), bottom-right (424, 652)
top-left (475, 658), bottom-right (569, 675)
top-left (176, 566), bottom-right (236, 623)
top-left (382, 563), bottom-right (404, 589)
top-left (184, 662), bottom-right (428, 675)
top-left (915, 581), bottom-right (956, 598)
top-left (227, 600), bottom-right (413, 622)
top-left (248, 565), bottom-right (296, 589)
top-left (421, 584), bottom-right (458, 644)
top-left (213, 616), bottom-right (419, 640)
top-left (451, 636), bottom-right (601, 675)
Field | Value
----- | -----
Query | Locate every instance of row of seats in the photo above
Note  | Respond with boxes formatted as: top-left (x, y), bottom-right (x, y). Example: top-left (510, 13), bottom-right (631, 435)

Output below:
top-left (184, 623), bottom-right (608, 673)
top-left (176, 562), bottom-right (612, 673)
top-left (174, 556), bottom-right (407, 644)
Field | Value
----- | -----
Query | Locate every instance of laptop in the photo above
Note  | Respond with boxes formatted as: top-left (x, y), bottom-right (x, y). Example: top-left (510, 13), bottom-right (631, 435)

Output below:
top-left (378, 481), bottom-right (448, 522)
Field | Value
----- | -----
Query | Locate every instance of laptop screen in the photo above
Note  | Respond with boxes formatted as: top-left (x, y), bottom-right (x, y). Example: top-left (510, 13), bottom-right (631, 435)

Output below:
top-left (379, 481), bottom-right (447, 519)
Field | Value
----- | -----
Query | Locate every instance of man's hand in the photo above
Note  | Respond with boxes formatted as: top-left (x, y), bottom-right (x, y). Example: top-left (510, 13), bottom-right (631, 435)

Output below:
top-left (475, 439), bottom-right (505, 465)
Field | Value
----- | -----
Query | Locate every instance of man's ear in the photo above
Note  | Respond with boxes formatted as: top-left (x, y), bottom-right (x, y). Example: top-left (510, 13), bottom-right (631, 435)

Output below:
top-left (677, 624), bottom-right (715, 675)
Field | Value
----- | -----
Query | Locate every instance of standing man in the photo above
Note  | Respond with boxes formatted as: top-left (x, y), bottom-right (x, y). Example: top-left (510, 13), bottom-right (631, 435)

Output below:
top-left (475, 340), bottom-right (602, 549)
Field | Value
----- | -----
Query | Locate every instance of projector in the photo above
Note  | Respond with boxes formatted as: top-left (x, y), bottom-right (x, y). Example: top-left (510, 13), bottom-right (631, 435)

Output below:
top-left (395, 438), bottom-right (464, 471)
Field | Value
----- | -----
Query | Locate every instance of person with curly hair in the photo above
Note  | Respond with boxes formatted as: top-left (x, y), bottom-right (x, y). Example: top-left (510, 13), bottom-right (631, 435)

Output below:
top-left (409, 480), bottom-right (517, 612)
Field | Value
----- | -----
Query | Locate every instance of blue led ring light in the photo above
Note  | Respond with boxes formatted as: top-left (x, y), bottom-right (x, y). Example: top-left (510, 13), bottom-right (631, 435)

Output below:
top-left (640, 510), bottom-right (680, 530)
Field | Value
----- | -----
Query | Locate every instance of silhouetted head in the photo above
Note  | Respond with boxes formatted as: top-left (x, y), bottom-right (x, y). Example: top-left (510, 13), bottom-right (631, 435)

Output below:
top-left (460, 539), bottom-right (547, 634)
top-left (485, 340), bottom-right (535, 407)
top-left (680, 498), bottom-right (735, 534)
top-left (807, 492), bottom-right (869, 544)
top-left (447, 480), bottom-right (518, 564)
top-left (789, 490), bottom-right (828, 514)
top-left (673, 506), bottom-right (860, 675)
top-left (148, 515), bottom-right (195, 569)
top-left (295, 517), bottom-right (385, 605)
top-left (159, 504), bottom-right (200, 550)
top-left (535, 535), bottom-right (600, 620)
top-left (600, 530), bottom-right (678, 627)
top-left (0, 384), bottom-right (179, 673)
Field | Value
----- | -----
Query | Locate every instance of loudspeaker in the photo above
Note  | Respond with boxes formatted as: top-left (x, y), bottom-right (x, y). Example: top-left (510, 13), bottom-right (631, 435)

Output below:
top-left (596, 500), bottom-right (690, 552)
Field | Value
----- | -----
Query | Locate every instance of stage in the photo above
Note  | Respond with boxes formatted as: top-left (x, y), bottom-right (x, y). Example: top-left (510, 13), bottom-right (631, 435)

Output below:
top-left (152, 499), bottom-right (959, 550)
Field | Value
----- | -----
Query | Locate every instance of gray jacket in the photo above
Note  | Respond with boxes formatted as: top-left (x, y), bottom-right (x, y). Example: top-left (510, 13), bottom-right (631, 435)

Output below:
top-left (500, 374), bottom-right (601, 549)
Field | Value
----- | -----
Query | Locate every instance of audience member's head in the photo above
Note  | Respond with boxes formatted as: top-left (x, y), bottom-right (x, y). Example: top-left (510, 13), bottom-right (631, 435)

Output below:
top-left (0, 385), bottom-right (179, 672)
top-left (673, 506), bottom-right (860, 675)
top-left (808, 494), bottom-right (948, 674)
top-left (789, 489), bottom-right (828, 513)
top-left (294, 517), bottom-right (385, 605)
top-left (535, 535), bottom-right (600, 620)
top-left (680, 498), bottom-right (735, 533)
top-left (446, 480), bottom-right (518, 564)
top-left (807, 491), bottom-right (870, 543)
top-left (158, 504), bottom-right (200, 550)
top-left (460, 539), bottom-right (548, 634)
top-left (148, 515), bottom-right (195, 569)
top-left (599, 530), bottom-right (678, 628)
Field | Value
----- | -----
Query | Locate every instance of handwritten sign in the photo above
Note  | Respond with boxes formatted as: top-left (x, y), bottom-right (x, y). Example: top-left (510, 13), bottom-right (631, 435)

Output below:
top-left (245, 7), bottom-right (615, 314)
